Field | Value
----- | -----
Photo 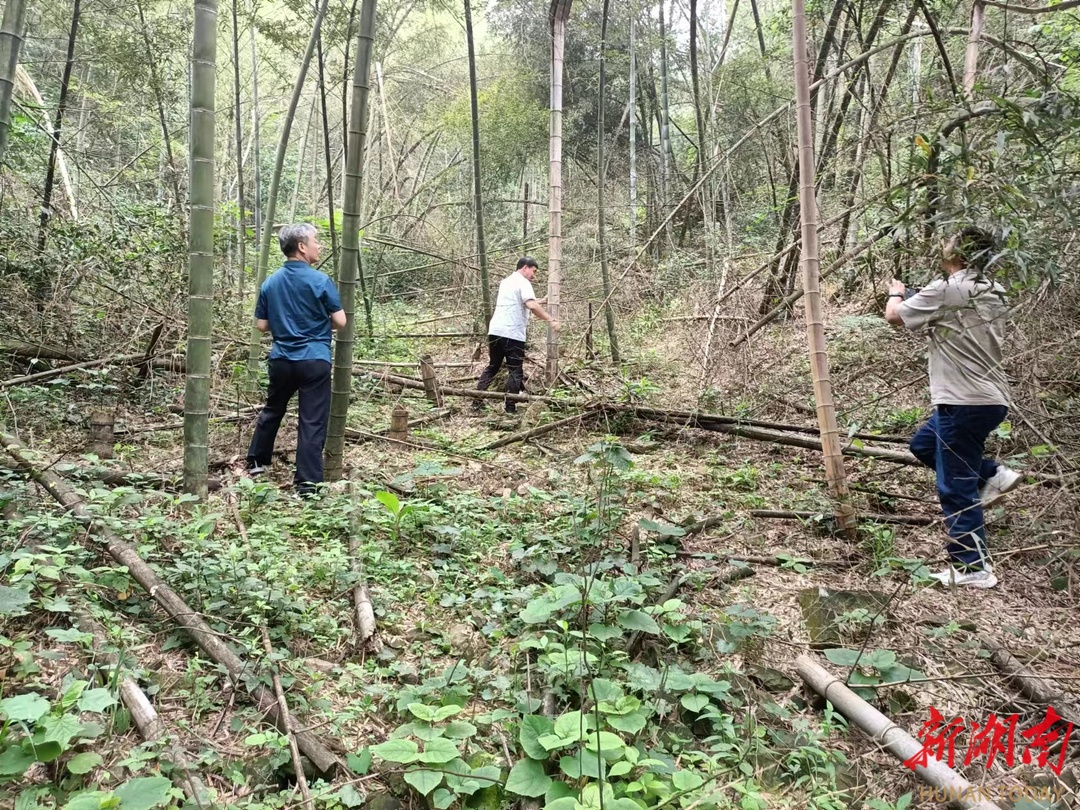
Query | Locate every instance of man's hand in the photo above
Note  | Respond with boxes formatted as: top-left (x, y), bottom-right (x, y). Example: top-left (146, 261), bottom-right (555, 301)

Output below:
top-left (536, 296), bottom-right (547, 305)
top-left (549, 319), bottom-right (561, 332)
top-left (884, 279), bottom-right (907, 326)
top-left (888, 279), bottom-right (906, 297)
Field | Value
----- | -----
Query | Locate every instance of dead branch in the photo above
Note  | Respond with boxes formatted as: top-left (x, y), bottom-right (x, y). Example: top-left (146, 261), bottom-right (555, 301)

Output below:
top-left (750, 508), bottom-right (933, 526)
top-left (355, 370), bottom-right (569, 406)
top-left (77, 613), bottom-right (210, 807)
top-left (261, 629), bottom-right (313, 810)
top-left (347, 483), bottom-right (381, 651)
top-left (480, 410), bottom-right (599, 450)
top-left (0, 340), bottom-right (82, 361)
top-left (2, 431), bottom-right (342, 777)
top-left (0, 353), bottom-right (147, 388)
top-left (980, 636), bottom-right (1080, 728)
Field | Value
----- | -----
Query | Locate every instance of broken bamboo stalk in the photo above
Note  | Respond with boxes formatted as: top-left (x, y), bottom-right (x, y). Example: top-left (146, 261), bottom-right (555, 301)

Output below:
top-left (617, 405), bottom-right (919, 464)
top-left (419, 355), bottom-right (445, 406)
top-left (261, 629), bottom-right (313, 810)
top-left (796, 654), bottom-right (1003, 810)
top-left (355, 370), bottom-right (566, 406)
top-left (0, 340), bottom-right (82, 361)
top-left (480, 410), bottom-right (598, 450)
top-left (750, 509), bottom-right (933, 526)
top-left (1, 431), bottom-right (342, 776)
top-left (0, 352), bottom-right (147, 388)
top-left (77, 613), bottom-right (210, 808)
top-left (980, 637), bottom-right (1080, 729)
top-left (347, 483), bottom-right (381, 651)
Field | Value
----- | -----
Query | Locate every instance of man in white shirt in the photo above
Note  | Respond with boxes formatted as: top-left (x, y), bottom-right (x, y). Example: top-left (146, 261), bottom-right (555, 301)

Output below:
top-left (475, 257), bottom-right (560, 413)
top-left (884, 226), bottom-right (1020, 589)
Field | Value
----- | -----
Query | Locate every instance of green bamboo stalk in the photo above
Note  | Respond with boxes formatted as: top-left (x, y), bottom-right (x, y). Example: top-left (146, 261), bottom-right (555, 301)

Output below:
top-left (0, 0), bottom-right (28, 168)
top-left (324, 0), bottom-right (377, 481)
top-left (244, 0), bottom-right (332, 381)
top-left (596, 0), bottom-right (619, 363)
top-left (183, 0), bottom-right (218, 498)
top-left (464, 0), bottom-right (491, 322)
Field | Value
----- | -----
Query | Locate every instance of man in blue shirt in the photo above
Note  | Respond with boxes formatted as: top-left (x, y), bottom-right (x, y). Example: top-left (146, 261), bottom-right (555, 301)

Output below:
top-left (247, 224), bottom-right (346, 496)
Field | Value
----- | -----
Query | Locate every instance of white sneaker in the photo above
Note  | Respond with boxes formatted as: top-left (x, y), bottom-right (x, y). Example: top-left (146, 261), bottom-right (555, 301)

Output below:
top-left (979, 466), bottom-right (1022, 507)
top-left (929, 565), bottom-right (998, 589)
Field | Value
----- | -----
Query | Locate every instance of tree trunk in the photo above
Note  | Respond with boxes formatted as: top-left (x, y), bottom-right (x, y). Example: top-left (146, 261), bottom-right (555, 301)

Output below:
top-left (0, 0), bottom-right (27, 167)
top-left (963, 0), bottom-right (984, 98)
top-left (34, 0), bottom-right (82, 280)
top-left (790, 0), bottom-right (856, 536)
top-left (316, 27), bottom-right (339, 280)
top-left (628, 14), bottom-right (637, 247)
top-left (248, 10), bottom-right (263, 273)
top-left (289, 95), bottom-right (317, 221)
top-left (231, 0), bottom-right (246, 298)
top-left (547, 0), bottom-right (572, 382)
top-left (324, 0), bottom-right (377, 481)
top-left (596, 0), bottom-right (619, 363)
top-left (689, 0), bottom-right (707, 189)
top-left (464, 0), bottom-right (491, 322)
top-left (658, 0), bottom-right (672, 247)
top-left (183, 0), bottom-right (218, 499)
top-left (245, 0), bottom-right (332, 380)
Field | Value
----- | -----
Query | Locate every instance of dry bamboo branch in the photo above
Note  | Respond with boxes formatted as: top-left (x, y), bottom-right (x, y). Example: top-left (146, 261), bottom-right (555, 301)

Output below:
top-left (77, 614), bottom-right (210, 808)
top-left (480, 410), bottom-right (597, 450)
top-left (980, 637), bottom-right (1080, 728)
top-left (347, 483), bottom-right (381, 650)
top-left (354, 370), bottom-right (566, 406)
top-left (797, 655), bottom-right (1004, 810)
top-left (261, 629), bottom-right (313, 810)
top-left (2, 431), bottom-right (342, 776)
top-left (0, 353), bottom-right (147, 388)
top-left (750, 509), bottom-right (932, 526)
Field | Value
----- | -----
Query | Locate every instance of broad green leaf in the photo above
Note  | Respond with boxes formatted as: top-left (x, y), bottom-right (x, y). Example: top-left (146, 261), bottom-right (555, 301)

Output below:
top-left (418, 738), bottom-right (460, 764)
top-left (0, 585), bottom-right (32, 616)
top-left (609, 760), bottom-right (633, 777)
top-left (78, 688), bottom-right (117, 714)
top-left (553, 710), bottom-right (588, 741)
top-left (432, 705), bottom-right (461, 722)
top-left (403, 766), bottom-right (443, 796)
top-left (505, 757), bottom-right (552, 797)
top-left (337, 784), bottom-right (365, 808)
top-left (375, 491), bottom-right (401, 515)
top-left (519, 714), bottom-right (556, 759)
top-left (443, 720), bottom-right (477, 739)
top-left (537, 733), bottom-right (575, 751)
top-left (413, 723), bottom-right (446, 742)
top-left (42, 714), bottom-right (83, 748)
top-left (584, 731), bottom-right (626, 756)
top-left (1, 692), bottom-right (50, 722)
top-left (608, 800), bottom-right (645, 810)
top-left (67, 752), bottom-right (104, 775)
top-left (866, 650), bottom-right (897, 670)
top-left (637, 518), bottom-right (686, 537)
top-left (680, 694), bottom-right (710, 713)
top-left (432, 788), bottom-right (455, 809)
top-left (46, 627), bottom-right (92, 643)
top-left (607, 710), bottom-right (648, 734)
top-left (622, 664), bottom-right (662, 692)
top-left (347, 748), bottom-right (372, 775)
top-left (371, 738), bottom-right (420, 764)
top-left (0, 745), bottom-right (34, 777)
top-left (823, 648), bottom-right (863, 667)
top-left (587, 679), bottom-right (623, 703)
top-left (545, 799), bottom-right (578, 810)
top-left (664, 668), bottom-right (695, 692)
top-left (618, 610), bottom-right (661, 635)
top-left (113, 775), bottom-right (173, 810)
top-left (520, 599), bottom-right (555, 624)
top-left (407, 703), bottom-right (436, 722)
top-left (672, 770), bottom-right (704, 791)
top-left (62, 791), bottom-right (117, 810)
top-left (559, 753), bottom-right (604, 779)
top-left (61, 680), bottom-right (89, 711)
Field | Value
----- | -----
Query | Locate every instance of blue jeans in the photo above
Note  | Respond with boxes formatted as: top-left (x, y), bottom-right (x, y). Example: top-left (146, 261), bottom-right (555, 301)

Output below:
top-left (908, 404), bottom-right (1008, 569)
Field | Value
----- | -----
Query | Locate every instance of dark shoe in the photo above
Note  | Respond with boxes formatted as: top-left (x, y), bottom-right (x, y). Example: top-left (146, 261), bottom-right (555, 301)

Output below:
top-left (246, 462), bottom-right (266, 477)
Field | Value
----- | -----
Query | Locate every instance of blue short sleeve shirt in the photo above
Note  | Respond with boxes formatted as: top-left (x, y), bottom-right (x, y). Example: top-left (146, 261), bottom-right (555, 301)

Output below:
top-left (255, 260), bottom-right (343, 362)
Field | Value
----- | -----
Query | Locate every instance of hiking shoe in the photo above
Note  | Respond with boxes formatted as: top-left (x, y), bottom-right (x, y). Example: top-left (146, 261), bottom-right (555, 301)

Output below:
top-left (246, 463), bottom-right (266, 477)
top-left (929, 565), bottom-right (998, 589)
top-left (980, 465), bottom-right (1022, 507)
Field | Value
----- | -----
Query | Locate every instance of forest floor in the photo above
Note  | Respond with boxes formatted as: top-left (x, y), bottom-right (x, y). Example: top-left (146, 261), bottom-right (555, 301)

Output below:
top-left (2, 293), bottom-right (1079, 810)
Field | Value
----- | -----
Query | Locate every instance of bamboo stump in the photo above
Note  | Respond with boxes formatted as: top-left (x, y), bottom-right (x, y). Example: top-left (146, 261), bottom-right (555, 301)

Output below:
top-left (88, 410), bottom-right (115, 459)
top-left (419, 355), bottom-right (444, 406)
top-left (388, 404), bottom-right (409, 441)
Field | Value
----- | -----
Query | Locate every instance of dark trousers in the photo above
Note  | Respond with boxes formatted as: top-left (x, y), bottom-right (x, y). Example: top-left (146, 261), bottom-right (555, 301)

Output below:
top-left (908, 404), bottom-right (1008, 568)
top-left (476, 335), bottom-right (525, 412)
top-left (247, 359), bottom-right (332, 492)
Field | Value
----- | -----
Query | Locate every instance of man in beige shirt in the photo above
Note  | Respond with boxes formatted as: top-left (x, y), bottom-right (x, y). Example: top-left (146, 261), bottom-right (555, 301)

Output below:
top-left (884, 227), bottom-right (1021, 589)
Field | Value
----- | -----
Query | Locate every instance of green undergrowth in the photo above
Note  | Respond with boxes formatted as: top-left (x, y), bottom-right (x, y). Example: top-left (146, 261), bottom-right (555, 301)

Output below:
top-left (1, 436), bottom-right (941, 810)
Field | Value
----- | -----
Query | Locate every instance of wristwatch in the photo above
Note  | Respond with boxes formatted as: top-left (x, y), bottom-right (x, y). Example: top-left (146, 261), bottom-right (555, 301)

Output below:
top-left (888, 293), bottom-right (904, 299)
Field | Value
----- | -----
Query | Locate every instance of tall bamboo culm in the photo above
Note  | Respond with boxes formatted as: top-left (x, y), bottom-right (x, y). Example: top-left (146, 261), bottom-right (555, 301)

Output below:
top-left (244, 0), bottom-right (331, 381)
top-left (324, 0), bottom-right (377, 481)
top-left (547, 0), bottom-right (572, 382)
top-left (0, 0), bottom-right (27, 167)
top-left (464, 0), bottom-right (491, 323)
top-left (596, 0), bottom-right (619, 363)
top-left (790, 0), bottom-right (856, 535)
top-left (183, 0), bottom-right (219, 498)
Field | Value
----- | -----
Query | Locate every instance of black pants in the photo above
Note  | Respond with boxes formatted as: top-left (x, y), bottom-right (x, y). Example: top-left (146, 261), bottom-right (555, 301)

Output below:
top-left (247, 359), bottom-right (332, 492)
top-left (476, 335), bottom-right (525, 412)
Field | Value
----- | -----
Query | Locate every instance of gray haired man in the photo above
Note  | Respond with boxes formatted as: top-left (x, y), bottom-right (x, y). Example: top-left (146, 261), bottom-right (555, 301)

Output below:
top-left (247, 224), bottom-right (346, 496)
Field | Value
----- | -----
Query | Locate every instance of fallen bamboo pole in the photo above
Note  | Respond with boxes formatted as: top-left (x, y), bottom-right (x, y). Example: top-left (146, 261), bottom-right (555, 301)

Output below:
top-left (261, 629), bottom-right (313, 810)
top-left (0, 353), bottom-right (147, 388)
top-left (347, 483), bottom-right (380, 650)
top-left (750, 509), bottom-right (933, 526)
top-left (2, 431), bottom-right (342, 776)
top-left (77, 613), bottom-right (211, 808)
top-left (796, 655), bottom-right (1003, 810)
top-left (51, 463), bottom-right (223, 493)
top-left (354, 370), bottom-right (567, 406)
top-left (0, 340), bottom-right (82, 361)
top-left (980, 637), bottom-right (1080, 728)
top-left (354, 358), bottom-right (473, 368)
top-left (480, 410), bottom-right (598, 450)
top-left (615, 405), bottom-right (918, 464)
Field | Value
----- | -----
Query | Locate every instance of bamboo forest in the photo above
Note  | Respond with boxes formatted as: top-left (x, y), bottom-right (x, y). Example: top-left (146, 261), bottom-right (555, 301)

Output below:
top-left (1, 0), bottom-right (1079, 805)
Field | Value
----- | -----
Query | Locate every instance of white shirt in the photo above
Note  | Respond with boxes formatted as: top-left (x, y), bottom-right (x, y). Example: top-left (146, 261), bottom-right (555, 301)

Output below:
top-left (487, 271), bottom-right (537, 342)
